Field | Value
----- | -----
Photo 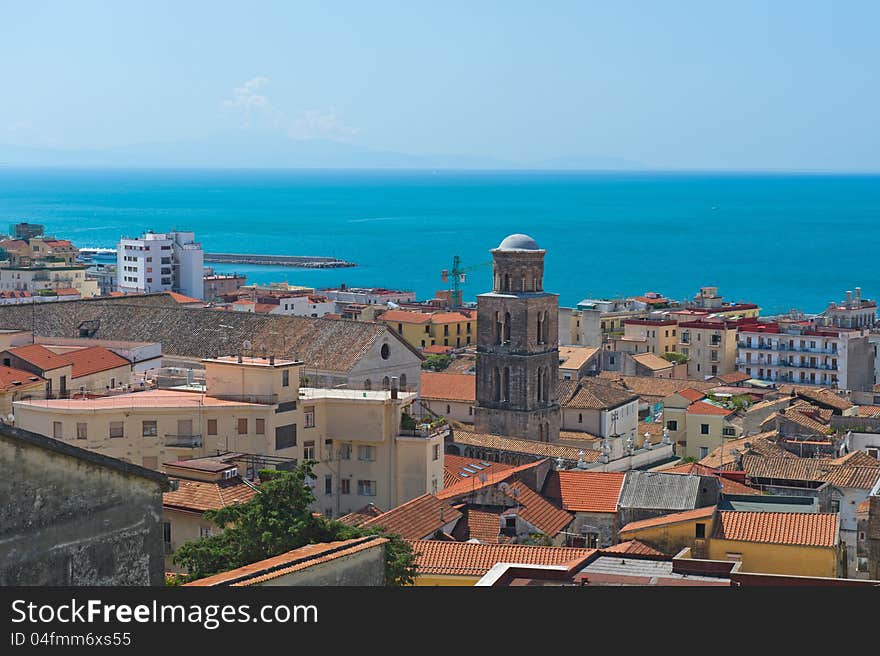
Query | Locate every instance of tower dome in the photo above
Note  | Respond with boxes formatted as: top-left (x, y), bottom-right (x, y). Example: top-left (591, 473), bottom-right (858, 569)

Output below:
top-left (496, 233), bottom-right (540, 251)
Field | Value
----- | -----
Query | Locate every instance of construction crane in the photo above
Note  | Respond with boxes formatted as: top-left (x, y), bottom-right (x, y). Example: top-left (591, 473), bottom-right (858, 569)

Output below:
top-left (440, 256), bottom-right (491, 309)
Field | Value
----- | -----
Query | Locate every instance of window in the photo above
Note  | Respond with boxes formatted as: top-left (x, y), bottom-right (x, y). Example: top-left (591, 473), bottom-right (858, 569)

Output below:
top-left (364, 379), bottom-right (372, 391)
top-left (303, 440), bottom-right (315, 460)
top-left (830, 499), bottom-right (840, 513)
top-left (340, 479), bottom-right (351, 495)
top-left (857, 557), bottom-right (869, 572)
top-left (252, 418), bottom-right (264, 435)
top-left (583, 532), bottom-right (599, 549)
top-left (446, 404), bottom-right (451, 414)
top-left (109, 421), bottom-right (124, 438)
top-left (357, 480), bottom-right (376, 496)
top-left (282, 370), bottom-right (289, 387)
top-left (725, 553), bottom-right (742, 563)
top-left (699, 446), bottom-right (709, 459)
top-left (381, 343), bottom-right (390, 360)
top-left (199, 526), bottom-right (212, 539)
top-left (666, 420), bottom-right (678, 431)
top-left (237, 418), bottom-right (248, 435)
top-left (700, 423), bottom-right (709, 435)
top-left (76, 423), bottom-right (87, 440)
top-left (53, 421), bottom-right (62, 439)
top-left (433, 444), bottom-right (440, 461)
top-left (275, 424), bottom-right (297, 449)
top-left (163, 522), bottom-right (171, 549)
top-left (723, 427), bottom-right (736, 437)
top-left (142, 420), bottom-right (157, 437)
top-left (695, 523), bottom-right (706, 539)
top-left (324, 475), bottom-right (332, 495)
top-left (207, 419), bottom-right (217, 435)
top-left (359, 445), bottom-right (376, 461)
top-left (340, 443), bottom-right (351, 460)
top-left (304, 407), bottom-right (315, 428)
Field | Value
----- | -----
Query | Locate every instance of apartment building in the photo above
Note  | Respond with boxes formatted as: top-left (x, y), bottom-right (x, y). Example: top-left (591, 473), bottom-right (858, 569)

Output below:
top-left (558, 298), bottom-right (650, 348)
top-left (378, 308), bottom-right (477, 350)
top-left (621, 318), bottom-right (679, 354)
top-left (822, 287), bottom-right (876, 329)
top-left (321, 286), bottom-right (416, 306)
top-left (678, 318), bottom-right (741, 380)
top-left (117, 230), bottom-right (204, 299)
top-left (13, 355), bottom-right (444, 518)
top-left (0, 230), bottom-right (98, 298)
top-left (686, 286), bottom-right (761, 320)
top-left (736, 320), bottom-right (873, 391)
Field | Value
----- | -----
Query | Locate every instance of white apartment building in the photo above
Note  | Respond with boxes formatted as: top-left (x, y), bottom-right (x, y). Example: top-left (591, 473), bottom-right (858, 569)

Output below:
top-left (117, 231), bottom-right (204, 299)
top-left (320, 286), bottom-right (416, 306)
top-left (271, 295), bottom-right (337, 317)
top-left (736, 320), bottom-right (873, 391)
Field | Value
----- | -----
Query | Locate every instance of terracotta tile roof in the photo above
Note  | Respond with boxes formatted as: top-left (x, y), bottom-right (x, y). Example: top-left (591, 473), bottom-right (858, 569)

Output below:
top-left (740, 455), bottom-right (880, 490)
top-left (0, 295), bottom-right (423, 374)
top-left (166, 291), bottom-right (204, 304)
top-left (631, 352), bottom-right (674, 371)
top-left (542, 470), bottom-right (626, 513)
top-left (452, 428), bottom-right (593, 463)
top-left (559, 378), bottom-right (639, 410)
top-left (620, 505), bottom-right (717, 534)
top-left (420, 372), bottom-right (475, 402)
top-left (600, 539), bottom-right (665, 556)
top-left (558, 346), bottom-right (600, 370)
top-left (597, 373), bottom-right (715, 400)
top-left (423, 344), bottom-right (454, 355)
top-left (661, 462), bottom-right (760, 495)
top-left (428, 311), bottom-right (475, 324)
top-left (687, 400), bottom-right (735, 416)
top-left (712, 511), bottom-right (838, 547)
top-left (830, 451), bottom-right (880, 467)
top-left (0, 365), bottom-right (44, 391)
top-left (774, 407), bottom-right (832, 435)
top-left (336, 503), bottom-right (384, 526)
top-left (453, 507), bottom-right (504, 543)
top-left (715, 371), bottom-right (750, 385)
top-left (410, 540), bottom-right (595, 577)
top-left (857, 500), bottom-right (870, 513)
top-left (186, 537), bottom-right (387, 586)
top-left (361, 494), bottom-right (462, 540)
top-left (63, 346), bottom-right (130, 379)
top-left (54, 288), bottom-right (80, 296)
top-left (678, 388), bottom-right (708, 403)
top-left (443, 454), bottom-right (512, 489)
top-left (506, 481), bottom-right (573, 536)
top-left (7, 344), bottom-right (71, 371)
top-left (857, 405), bottom-right (880, 417)
top-left (699, 431), bottom-right (790, 469)
top-left (820, 467), bottom-right (880, 490)
top-left (18, 388), bottom-right (263, 410)
top-left (378, 309), bottom-right (432, 324)
top-left (437, 460), bottom-right (545, 500)
top-left (163, 477), bottom-right (259, 513)
top-left (254, 303), bottom-right (279, 314)
top-left (794, 387), bottom-right (854, 412)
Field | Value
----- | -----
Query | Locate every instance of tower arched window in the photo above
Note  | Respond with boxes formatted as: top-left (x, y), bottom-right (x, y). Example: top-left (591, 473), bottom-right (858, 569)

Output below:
top-left (537, 311), bottom-right (544, 345)
top-left (503, 312), bottom-right (511, 344)
top-left (399, 373), bottom-right (407, 389)
top-left (364, 379), bottom-right (372, 390)
top-left (382, 376), bottom-right (390, 391)
top-left (537, 366), bottom-right (543, 404)
top-left (502, 367), bottom-right (510, 402)
top-left (504, 274), bottom-right (510, 292)
top-left (543, 367), bottom-right (550, 403)
top-left (494, 367), bottom-right (501, 402)
top-left (495, 311), bottom-right (502, 345)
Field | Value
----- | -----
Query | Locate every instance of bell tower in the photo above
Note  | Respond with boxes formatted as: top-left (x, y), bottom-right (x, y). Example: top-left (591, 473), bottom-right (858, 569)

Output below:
top-left (474, 234), bottom-right (560, 442)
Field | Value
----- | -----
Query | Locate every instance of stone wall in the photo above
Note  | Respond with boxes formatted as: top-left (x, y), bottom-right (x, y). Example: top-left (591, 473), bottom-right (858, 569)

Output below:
top-left (0, 426), bottom-right (167, 586)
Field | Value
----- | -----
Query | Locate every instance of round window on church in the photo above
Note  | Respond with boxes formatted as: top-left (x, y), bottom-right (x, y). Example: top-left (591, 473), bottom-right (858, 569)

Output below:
top-left (381, 343), bottom-right (390, 359)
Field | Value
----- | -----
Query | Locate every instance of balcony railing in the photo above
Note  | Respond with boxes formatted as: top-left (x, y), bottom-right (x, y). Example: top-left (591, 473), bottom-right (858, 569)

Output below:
top-left (165, 434), bottom-right (203, 448)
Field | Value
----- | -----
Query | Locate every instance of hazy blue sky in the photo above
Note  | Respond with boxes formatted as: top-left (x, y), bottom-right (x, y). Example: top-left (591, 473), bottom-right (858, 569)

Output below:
top-left (2, 1), bottom-right (879, 169)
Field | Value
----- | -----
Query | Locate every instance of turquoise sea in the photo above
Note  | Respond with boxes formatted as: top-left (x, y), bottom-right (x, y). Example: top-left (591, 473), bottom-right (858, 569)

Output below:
top-left (0, 168), bottom-right (878, 315)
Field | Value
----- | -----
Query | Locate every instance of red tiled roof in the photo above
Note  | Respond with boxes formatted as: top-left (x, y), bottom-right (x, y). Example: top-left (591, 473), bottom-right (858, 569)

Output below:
top-left (410, 540), bottom-right (595, 577)
top-left (678, 388), bottom-right (707, 403)
top-left (7, 343), bottom-right (71, 371)
top-left (336, 503), bottom-right (384, 526)
top-left (455, 507), bottom-right (504, 543)
top-left (378, 310), bottom-right (432, 324)
top-left (54, 288), bottom-right (80, 296)
top-left (185, 537), bottom-right (387, 586)
top-left (421, 372), bottom-right (475, 402)
top-left (506, 481), bottom-right (573, 537)
top-left (163, 477), bottom-right (259, 513)
top-left (443, 454), bottom-right (512, 489)
top-left (64, 346), bottom-right (130, 379)
top-left (423, 344), bottom-right (454, 355)
top-left (436, 460), bottom-right (545, 500)
top-left (0, 365), bottom-right (44, 391)
top-left (712, 511), bottom-right (838, 547)
top-left (166, 291), bottom-right (204, 305)
top-left (542, 470), bottom-right (626, 514)
top-left (600, 540), bottom-right (665, 556)
top-left (428, 312), bottom-right (475, 324)
top-left (620, 506), bottom-right (717, 534)
top-left (688, 400), bottom-right (735, 416)
top-left (361, 494), bottom-right (462, 540)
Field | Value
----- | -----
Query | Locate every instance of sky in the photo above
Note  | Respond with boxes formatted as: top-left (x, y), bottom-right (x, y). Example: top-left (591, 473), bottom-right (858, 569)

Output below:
top-left (1, 0), bottom-right (879, 170)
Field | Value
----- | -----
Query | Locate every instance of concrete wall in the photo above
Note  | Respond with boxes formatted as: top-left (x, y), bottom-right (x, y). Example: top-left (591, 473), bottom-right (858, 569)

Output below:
top-left (257, 542), bottom-right (386, 586)
top-left (0, 426), bottom-right (167, 585)
top-left (707, 539), bottom-right (840, 578)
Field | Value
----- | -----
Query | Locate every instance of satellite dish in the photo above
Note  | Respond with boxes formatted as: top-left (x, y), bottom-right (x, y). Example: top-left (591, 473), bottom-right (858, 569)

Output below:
top-left (6, 413), bottom-right (13, 423)
top-left (498, 481), bottom-right (510, 493)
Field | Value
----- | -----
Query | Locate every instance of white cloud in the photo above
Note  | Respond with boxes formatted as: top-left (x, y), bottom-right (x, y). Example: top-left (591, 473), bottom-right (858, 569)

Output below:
top-left (222, 77), bottom-right (357, 141)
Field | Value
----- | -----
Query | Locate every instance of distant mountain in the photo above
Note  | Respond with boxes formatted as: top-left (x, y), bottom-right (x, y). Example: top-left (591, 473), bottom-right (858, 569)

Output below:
top-left (0, 134), bottom-right (647, 171)
top-left (534, 155), bottom-right (648, 170)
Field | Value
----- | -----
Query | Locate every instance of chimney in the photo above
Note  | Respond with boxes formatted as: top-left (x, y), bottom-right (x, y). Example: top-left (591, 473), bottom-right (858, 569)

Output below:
top-left (237, 354), bottom-right (243, 364)
top-left (856, 287), bottom-right (862, 305)
top-left (390, 376), bottom-right (399, 399)
top-left (269, 355), bottom-right (275, 365)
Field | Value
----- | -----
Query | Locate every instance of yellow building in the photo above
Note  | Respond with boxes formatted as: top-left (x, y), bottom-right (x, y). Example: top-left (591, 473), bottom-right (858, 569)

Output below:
top-left (378, 309), bottom-right (477, 351)
top-left (0, 365), bottom-right (45, 417)
top-left (675, 318), bottom-right (741, 380)
top-left (14, 354), bottom-right (445, 518)
top-left (684, 399), bottom-right (743, 460)
top-left (619, 507), bottom-right (843, 578)
top-left (622, 319), bottom-right (679, 355)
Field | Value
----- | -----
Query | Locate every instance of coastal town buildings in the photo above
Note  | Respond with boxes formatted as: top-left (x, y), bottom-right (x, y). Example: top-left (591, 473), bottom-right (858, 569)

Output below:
top-left (474, 234), bottom-right (560, 443)
top-left (377, 308), bottom-right (477, 351)
top-left (320, 285), bottom-right (416, 306)
top-left (117, 230), bottom-right (204, 299)
top-left (203, 271), bottom-right (246, 301)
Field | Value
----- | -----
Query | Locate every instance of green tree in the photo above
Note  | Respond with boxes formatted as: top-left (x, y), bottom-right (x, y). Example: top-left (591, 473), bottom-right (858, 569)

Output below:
top-left (662, 352), bottom-right (688, 365)
top-left (172, 463), bottom-right (418, 585)
top-left (421, 354), bottom-right (453, 371)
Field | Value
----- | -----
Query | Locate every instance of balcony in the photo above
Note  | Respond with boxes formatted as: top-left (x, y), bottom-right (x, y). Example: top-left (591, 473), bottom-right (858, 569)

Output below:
top-left (165, 434), bottom-right (203, 448)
